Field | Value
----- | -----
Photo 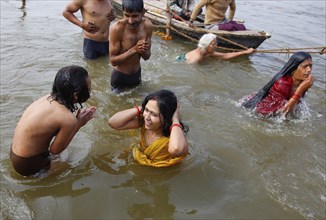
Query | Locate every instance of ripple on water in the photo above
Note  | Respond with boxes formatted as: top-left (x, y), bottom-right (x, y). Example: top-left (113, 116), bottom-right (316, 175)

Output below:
top-left (0, 188), bottom-right (34, 220)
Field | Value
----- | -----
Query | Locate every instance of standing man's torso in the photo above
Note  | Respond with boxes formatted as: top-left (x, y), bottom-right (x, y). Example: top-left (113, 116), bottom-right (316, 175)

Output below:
top-left (114, 18), bottom-right (151, 74)
top-left (81, 0), bottom-right (113, 42)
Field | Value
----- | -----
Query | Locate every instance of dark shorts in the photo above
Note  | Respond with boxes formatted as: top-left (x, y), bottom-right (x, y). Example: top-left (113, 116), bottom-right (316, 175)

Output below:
top-left (110, 68), bottom-right (141, 91)
top-left (83, 38), bottom-right (109, 60)
top-left (10, 149), bottom-right (50, 176)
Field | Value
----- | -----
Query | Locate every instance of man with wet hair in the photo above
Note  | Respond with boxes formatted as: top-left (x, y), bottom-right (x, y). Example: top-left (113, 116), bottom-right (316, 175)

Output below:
top-left (109, 0), bottom-right (153, 92)
top-left (63, 0), bottom-right (116, 60)
top-left (10, 66), bottom-right (96, 176)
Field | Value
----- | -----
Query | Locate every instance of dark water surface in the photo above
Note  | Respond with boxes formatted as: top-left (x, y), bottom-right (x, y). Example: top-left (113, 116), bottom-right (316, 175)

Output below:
top-left (1, 0), bottom-right (325, 219)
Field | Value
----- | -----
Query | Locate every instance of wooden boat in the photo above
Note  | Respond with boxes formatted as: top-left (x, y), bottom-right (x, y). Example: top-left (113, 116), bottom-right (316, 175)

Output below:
top-left (112, 0), bottom-right (271, 50)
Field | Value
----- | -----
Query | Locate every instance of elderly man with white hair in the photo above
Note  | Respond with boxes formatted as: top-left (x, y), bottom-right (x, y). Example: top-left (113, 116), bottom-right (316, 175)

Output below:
top-left (176, 33), bottom-right (255, 64)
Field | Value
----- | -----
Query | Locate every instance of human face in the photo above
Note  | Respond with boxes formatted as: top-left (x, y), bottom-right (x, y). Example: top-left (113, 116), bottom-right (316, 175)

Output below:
top-left (123, 11), bottom-right (143, 29)
top-left (206, 39), bottom-right (216, 54)
top-left (292, 59), bottom-right (313, 81)
top-left (143, 100), bottom-right (163, 131)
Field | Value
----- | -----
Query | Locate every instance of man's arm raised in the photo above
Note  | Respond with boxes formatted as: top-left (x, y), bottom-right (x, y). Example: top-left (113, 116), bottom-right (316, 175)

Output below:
top-left (63, 0), bottom-right (99, 34)
top-left (139, 19), bottom-right (153, 61)
top-left (49, 106), bottom-right (96, 155)
top-left (63, 0), bottom-right (84, 28)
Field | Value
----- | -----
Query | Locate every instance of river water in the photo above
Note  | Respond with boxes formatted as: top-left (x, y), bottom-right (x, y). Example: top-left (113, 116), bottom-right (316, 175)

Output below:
top-left (0, 0), bottom-right (325, 219)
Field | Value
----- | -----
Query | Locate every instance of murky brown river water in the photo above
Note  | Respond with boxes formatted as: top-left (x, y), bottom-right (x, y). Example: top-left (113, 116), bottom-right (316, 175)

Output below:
top-left (1, 0), bottom-right (325, 219)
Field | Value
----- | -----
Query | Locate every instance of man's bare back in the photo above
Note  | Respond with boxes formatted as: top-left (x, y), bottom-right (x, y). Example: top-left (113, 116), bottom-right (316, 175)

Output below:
top-left (11, 66), bottom-right (96, 176)
top-left (12, 95), bottom-right (77, 157)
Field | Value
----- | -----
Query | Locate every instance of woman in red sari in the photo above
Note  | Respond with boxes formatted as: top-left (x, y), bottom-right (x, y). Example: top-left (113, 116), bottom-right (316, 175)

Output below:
top-left (242, 52), bottom-right (314, 116)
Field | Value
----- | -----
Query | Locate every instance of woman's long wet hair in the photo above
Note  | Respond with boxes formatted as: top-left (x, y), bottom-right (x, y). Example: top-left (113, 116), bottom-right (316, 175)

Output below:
top-left (141, 90), bottom-right (189, 137)
top-left (242, 51), bottom-right (312, 109)
top-left (50, 65), bottom-right (90, 112)
top-left (122, 0), bottom-right (144, 13)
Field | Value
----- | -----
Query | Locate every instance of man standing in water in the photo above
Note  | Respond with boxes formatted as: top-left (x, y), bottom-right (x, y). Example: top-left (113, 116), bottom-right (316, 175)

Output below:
top-left (109, 0), bottom-right (153, 92)
top-left (63, 0), bottom-right (116, 60)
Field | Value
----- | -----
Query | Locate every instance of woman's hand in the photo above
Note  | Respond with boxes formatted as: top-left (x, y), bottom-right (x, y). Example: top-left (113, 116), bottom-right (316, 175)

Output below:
top-left (298, 74), bottom-right (314, 92)
top-left (281, 74), bottom-right (314, 115)
top-left (243, 48), bottom-right (256, 55)
top-left (172, 104), bottom-right (180, 123)
top-left (280, 99), bottom-right (296, 115)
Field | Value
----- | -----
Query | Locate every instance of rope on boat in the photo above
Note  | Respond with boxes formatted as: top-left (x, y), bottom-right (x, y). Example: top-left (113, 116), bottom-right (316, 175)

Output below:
top-left (256, 47), bottom-right (326, 54)
top-left (117, 8), bottom-right (326, 55)
top-left (152, 25), bottom-right (326, 54)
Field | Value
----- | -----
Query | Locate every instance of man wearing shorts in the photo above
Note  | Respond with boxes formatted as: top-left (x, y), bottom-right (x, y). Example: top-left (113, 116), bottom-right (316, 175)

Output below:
top-left (63, 0), bottom-right (116, 59)
top-left (109, 0), bottom-right (153, 92)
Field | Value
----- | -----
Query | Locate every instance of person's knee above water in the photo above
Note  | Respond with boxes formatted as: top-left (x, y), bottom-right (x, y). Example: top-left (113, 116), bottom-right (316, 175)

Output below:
top-left (63, 0), bottom-right (116, 59)
top-left (178, 33), bottom-right (255, 64)
top-left (242, 51), bottom-right (314, 117)
top-left (109, 0), bottom-right (153, 92)
top-left (108, 90), bottom-right (189, 167)
top-left (10, 65), bottom-right (96, 176)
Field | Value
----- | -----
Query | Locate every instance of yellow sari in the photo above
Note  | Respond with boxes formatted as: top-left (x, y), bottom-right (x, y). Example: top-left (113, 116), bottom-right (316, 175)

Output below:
top-left (133, 126), bottom-right (186, 167)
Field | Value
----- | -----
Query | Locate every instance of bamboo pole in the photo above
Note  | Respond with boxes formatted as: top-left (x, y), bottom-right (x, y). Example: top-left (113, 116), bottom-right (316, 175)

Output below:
top-left (255, 48), bottom-right (326, 54)
top-left (165, 0), bottom-right (171, 38)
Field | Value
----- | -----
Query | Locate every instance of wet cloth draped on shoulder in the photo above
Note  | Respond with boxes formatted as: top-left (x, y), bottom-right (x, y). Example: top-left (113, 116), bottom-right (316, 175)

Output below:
top-left (133, 126), bottom-right (186, 167)
top-left (255, 75), bottom-right (293, 115)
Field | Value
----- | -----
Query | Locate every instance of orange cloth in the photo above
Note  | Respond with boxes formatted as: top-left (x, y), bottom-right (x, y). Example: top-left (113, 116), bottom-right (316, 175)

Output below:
top-left (133, 126), bottom-right (186, 167)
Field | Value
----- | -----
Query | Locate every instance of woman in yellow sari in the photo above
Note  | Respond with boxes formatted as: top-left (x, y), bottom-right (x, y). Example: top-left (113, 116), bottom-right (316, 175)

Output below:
top-left (108, 90), bottom-right (189, 167)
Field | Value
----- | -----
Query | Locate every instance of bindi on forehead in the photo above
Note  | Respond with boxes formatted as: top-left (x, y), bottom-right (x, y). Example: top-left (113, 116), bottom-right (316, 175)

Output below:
top-left (146, 100), bottom-right (160, 114)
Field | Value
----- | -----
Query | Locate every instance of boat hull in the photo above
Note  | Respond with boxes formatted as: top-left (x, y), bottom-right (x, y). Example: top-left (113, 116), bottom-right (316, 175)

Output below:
top-left (112, 0), bottom-right (271, 49)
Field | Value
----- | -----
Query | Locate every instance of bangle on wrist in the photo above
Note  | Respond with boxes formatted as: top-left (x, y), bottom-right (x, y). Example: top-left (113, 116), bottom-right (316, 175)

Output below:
top-left (291, 93), bottom-right (300, 101)
top-left (170, 123), bottom-right (183, 133)
top-left (135, 105), bottom-right (141, 117)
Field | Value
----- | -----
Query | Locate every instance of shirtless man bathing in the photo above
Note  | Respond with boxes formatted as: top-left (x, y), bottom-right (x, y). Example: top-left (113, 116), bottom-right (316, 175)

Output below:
top-left (63, 0), bottom-right (116, 59)
top-left (10, 66), bottom-right (96, 176)
top-left (109, 0), bottom-right (153, 92)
